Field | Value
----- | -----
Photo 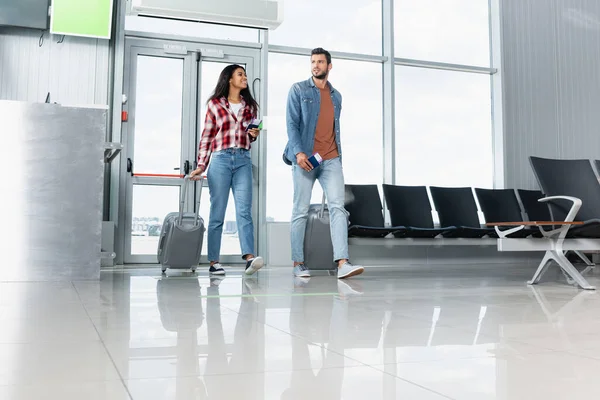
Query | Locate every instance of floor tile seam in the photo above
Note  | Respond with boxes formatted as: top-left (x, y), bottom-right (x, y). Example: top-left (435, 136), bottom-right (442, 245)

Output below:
top-left (0, 378), bottom-right (126, 388)
top-left (71, 281), bottom-right (135, 400)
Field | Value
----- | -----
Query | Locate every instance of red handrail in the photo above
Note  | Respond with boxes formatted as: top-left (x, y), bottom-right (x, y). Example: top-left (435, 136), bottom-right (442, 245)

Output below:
top-left (133, 173), bottom-right (207, 180)
top-left (133, 173), bottom-right (184, 178)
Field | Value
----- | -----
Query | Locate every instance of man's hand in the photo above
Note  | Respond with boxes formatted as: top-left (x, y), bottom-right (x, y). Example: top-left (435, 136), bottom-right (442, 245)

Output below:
top-left (189, 167), bottom-right (205, 180)
top-left (296, 152), bottom-right (313, 172)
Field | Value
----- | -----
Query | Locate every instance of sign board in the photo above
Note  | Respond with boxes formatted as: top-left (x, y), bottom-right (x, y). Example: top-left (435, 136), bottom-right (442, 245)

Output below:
top-left (50, 0), bottom-right (114, 39)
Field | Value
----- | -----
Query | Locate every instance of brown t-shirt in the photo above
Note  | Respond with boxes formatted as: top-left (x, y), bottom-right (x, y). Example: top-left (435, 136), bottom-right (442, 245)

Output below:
top-left (312, 87), bottom-right (339, 160)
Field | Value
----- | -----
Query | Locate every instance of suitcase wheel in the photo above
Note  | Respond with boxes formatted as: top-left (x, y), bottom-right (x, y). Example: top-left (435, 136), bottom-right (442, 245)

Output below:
top-left (191, 267), bottom-right (196, 273)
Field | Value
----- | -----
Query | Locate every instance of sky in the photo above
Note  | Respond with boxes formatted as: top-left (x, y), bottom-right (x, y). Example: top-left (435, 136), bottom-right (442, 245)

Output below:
top-left (126, 0), bottom-right (493, 227)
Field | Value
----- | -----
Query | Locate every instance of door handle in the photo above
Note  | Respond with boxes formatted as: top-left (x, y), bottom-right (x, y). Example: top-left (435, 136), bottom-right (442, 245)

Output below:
top-left (127, 158), bottom-right (133, 177)
top-left (184, 160), bottom-right (191, 175)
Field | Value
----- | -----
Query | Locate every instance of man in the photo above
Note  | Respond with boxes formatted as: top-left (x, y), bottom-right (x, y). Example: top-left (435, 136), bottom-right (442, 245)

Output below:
top-left (284, 47), bottom-right (365, 280)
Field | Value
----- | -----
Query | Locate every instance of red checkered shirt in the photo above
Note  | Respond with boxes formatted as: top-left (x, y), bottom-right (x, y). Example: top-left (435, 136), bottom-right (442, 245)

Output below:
top-left (197, 96), bottom-right (257, 170)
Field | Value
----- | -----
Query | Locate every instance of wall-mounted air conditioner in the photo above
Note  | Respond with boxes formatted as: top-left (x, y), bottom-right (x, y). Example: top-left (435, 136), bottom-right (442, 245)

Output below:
top-left (128, 0), bottom-right (283, 30)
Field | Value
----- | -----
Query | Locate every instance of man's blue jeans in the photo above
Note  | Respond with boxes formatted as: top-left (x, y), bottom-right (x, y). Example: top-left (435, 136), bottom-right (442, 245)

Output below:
top-left (207, 148), bottom-right (254, 261)
top-left (291, 157), bottom-right (349, 263)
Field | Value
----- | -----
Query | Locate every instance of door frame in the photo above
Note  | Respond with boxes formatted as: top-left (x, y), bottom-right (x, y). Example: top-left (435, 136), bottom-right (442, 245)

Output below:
top-left (119, 36), bottom-right (263, 266)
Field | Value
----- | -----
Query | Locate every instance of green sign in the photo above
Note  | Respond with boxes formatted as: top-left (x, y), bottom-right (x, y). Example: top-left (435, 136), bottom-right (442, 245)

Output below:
top-left (50, 0), bottom-right (114, 39)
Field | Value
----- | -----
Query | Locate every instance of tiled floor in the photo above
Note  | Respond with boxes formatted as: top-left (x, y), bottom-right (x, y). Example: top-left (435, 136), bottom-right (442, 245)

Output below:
top-left (2, 263), bottom-right (600, 399)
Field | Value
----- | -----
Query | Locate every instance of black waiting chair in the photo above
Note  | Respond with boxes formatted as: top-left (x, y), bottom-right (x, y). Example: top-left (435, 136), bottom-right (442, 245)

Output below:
top-left (382, 184), bottom-right (453, 238)
top-left (344, 184), bottom-right (401, 238)
top-left (516, 189), bottom-right (552, 237)
top-left (517, 189), bottom-right (552, 221)
top-left (474, 188), bottom-right (534, 238)
top-left (529, 156), bottom-right (600, 238)
top-left (429, 187), bottom-right (495, 238)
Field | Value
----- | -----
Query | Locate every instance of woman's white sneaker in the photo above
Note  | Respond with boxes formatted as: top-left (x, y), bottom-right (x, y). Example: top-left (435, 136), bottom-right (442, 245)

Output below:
top-left (209, 263), bottom-right (226, 275)
top-left (245, 256), bottom-right (264, 275)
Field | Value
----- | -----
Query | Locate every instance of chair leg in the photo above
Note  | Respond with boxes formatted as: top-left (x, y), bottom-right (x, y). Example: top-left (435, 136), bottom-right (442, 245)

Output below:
top-left (554, 251), bottom-right (596, 290)
top-left (527, 252), bottom-right (553, 285)
top-left (572, 250), bottom-right (595, 267)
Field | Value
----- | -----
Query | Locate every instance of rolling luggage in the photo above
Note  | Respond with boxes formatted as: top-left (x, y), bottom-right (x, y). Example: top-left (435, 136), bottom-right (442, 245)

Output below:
top-left (157, 175), bottom-right (205, 273)
top-left (303, 194), bottom-right (337, 271)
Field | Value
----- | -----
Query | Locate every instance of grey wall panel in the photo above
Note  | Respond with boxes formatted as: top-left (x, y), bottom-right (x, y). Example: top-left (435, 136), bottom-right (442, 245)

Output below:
top-left (0, 0), bottom-right (50, 30)
top-left (0, 27), bottom-right (110, 106)
top-left (555, 0), bottom-right (600, 159)
top-left (501, 0), bottom-right (600, 189)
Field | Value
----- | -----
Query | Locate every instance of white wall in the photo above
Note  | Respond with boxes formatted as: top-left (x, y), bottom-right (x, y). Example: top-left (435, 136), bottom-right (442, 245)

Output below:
top-left (0, 27), bottom-right (110, 105)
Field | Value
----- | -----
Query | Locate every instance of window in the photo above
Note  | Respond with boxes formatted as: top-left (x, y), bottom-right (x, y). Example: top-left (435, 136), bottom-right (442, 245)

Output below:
top-left (266, 53), bottom-right (383, 221)
top-left (269, 0), bottom-right (382, 55)
top-left (394, 0), bottom-right (490, 66)
top-left (394, 66), bottom-right (493, 188)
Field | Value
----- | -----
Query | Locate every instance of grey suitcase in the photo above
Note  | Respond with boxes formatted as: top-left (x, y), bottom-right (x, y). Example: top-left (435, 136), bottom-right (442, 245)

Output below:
top-left (157, 175), bottom-right (205, 273)
top-left (303, 194), bottom-right (337, 270)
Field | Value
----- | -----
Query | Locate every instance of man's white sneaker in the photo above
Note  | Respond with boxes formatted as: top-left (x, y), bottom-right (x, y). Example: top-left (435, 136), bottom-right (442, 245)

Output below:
top-left (337, 262), bottom-right (364, 279)
top-left (293, 264), bottom-right (311, 278)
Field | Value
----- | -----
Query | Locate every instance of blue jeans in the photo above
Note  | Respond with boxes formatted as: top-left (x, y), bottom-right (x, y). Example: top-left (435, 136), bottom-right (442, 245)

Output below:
top-left (207, 148), bottom-right (254, 261)
top-left (291, 157), bottom-right (349, 263)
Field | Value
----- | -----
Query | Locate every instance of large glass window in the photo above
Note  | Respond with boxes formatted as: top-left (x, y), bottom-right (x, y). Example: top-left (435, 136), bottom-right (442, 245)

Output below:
top-left (266, 53), bottom-right (383, 222)
top-left (394, 0), bottom-right (490, 66)
top-left (269, 0), bottom-right (382, 55)
top-left (394, 66), bottom-right (493, 188)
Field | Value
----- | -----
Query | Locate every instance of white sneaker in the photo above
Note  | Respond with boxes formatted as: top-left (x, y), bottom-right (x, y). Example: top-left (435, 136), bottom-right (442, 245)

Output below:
top-left (245, 256), bottom-right (264, 275)
top-left (293, 264), bottom-right (311, 278)
top-left (337, 262), bottom-right (364, 279)
top-left (209, 263), bottom-right (226, 275)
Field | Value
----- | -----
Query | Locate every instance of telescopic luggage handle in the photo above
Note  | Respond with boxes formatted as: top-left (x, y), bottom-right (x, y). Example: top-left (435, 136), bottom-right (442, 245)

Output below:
top-left (180, 175), bottom-right (205, 225)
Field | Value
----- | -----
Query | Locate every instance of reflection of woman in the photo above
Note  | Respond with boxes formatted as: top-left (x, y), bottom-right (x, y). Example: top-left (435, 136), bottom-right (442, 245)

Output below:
top-left (190, 64), bottom-right (263, 276)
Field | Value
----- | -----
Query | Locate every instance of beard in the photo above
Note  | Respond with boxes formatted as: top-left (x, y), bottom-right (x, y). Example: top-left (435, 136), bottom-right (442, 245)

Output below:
top-left (312, 71), bottom-right (328, 80)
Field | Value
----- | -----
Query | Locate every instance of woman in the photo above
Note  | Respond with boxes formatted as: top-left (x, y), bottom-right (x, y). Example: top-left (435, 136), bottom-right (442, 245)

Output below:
top-left (190, 64), bottom-right (263, 276)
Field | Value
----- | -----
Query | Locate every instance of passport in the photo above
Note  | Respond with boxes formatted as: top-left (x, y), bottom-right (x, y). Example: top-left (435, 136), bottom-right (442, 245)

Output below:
top-left (307, 153), bottom-right (323, 169)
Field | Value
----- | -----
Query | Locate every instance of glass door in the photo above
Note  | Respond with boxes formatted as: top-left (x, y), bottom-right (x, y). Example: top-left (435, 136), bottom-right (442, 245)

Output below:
top-left (122, 38), bottom-right (260, 266)
top-left (196, 58), bottom-right (257, 262)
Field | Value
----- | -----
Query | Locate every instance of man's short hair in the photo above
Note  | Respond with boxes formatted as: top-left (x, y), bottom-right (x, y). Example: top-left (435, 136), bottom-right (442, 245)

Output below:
top-left (311, 47), bottom-right (332, 64)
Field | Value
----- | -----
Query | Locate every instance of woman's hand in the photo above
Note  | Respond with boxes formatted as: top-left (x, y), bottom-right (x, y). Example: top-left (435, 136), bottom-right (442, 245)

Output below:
top-left (189, 167), bottom-right (205, 180)
top-left (248, 128), bottom-right (260, 140)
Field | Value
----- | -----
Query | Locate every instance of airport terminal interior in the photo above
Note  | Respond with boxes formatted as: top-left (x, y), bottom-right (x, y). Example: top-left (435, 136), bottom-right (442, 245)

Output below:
top-left (2, 0), bottom-right (600, 399)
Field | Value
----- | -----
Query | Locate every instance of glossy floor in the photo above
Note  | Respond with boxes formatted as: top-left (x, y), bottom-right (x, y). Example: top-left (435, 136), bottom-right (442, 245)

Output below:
top-left (2, 264), bottom-right (600, 399)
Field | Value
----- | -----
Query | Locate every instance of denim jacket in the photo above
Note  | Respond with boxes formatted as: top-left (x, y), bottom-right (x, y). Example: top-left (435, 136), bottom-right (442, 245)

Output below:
top-left (283, 77), bottom-right (342, 165)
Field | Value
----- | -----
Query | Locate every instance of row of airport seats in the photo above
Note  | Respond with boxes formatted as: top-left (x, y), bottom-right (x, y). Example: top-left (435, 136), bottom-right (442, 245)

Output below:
top-left (344, 157), bottom-right (600, 240)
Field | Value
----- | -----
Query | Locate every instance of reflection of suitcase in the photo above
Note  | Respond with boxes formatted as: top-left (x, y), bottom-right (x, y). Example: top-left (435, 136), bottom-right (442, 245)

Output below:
top-left (157, 176), bottom-right (205, 273)
top-left (157, 278), bottom-right (203, 331)
top-left (303, 194), bottom-right (336, 270)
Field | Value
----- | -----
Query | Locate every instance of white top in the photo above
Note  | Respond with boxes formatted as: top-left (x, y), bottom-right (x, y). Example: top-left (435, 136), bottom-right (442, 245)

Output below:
top-left (230, 102), bottom-right (243, 117)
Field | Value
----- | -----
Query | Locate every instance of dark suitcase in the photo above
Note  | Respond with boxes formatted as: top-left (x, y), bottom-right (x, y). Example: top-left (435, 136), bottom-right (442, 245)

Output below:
top-left (157, 176), bottom-right (205, 273)
top-left (303, 194), bottom-right (337, 270)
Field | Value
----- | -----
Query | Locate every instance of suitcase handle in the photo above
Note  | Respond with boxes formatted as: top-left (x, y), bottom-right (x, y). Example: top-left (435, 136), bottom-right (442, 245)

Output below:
top-left (319, 193), bottom-right (326, 219)
top-left (179, 175), bottom-right (204, 225)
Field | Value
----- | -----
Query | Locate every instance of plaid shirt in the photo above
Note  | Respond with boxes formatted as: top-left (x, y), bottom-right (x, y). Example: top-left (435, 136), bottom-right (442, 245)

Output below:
top-left (197, 96), bottom-right (257, 169)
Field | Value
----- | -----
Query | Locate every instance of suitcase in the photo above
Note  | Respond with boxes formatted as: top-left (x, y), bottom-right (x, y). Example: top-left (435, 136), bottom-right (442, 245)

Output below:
top-left (303, 194), bottom-right (337, 271)
top-left (157, 175), bottom-right (205, 273)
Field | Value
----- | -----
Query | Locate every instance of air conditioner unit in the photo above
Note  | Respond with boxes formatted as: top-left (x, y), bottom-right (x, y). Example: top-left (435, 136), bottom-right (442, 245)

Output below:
top-left (128, 0), bottom-right (283, 30)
